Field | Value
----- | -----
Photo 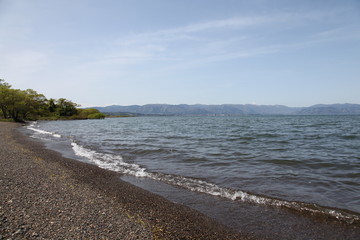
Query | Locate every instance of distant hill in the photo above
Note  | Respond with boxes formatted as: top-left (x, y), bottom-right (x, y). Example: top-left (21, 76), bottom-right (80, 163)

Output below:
top-left (296, 104), bottom-right (360, 115)
top-left (93, 104), bottom-right (290, 116)
top-left (93, 103), bottom-right (360, 116)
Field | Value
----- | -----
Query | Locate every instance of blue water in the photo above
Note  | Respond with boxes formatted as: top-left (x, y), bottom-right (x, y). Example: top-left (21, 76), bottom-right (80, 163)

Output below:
top-left (26, 115), bottom-right (360, 224)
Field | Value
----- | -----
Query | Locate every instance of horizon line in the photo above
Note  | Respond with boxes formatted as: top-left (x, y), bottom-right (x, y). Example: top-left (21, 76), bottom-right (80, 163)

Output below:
top-left (83, 102), bottom-right (359, 108)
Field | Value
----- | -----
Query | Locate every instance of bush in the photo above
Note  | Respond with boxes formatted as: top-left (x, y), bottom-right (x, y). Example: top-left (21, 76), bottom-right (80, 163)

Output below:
top-left (87, 113), bottom-right (106, 119)
top-left (76, 108), bottom-right (106, 119)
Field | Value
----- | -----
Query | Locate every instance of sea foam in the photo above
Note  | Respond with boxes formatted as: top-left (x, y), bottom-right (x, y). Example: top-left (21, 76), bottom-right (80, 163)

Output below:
top-left (27, 122), bottom-right (61, 138)
top-left (69, 143), bottom-right (359, 224)
top-left (71, 142), bottom-right (148, 177)
top-left (25, 121), bottom-right (360, 225)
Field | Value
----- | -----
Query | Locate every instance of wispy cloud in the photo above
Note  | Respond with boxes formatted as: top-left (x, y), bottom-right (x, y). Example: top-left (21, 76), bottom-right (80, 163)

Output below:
top-left (115, 8), bottom-right (344, 47)
top-left (97, 9), bottom-right (345, 73)
top-left (91, 16), bottom-right (273, 70)
top-left (20, 7), bottom-right (354, 87)
top-left (312, 25), bottom-right (360, 41)
top-left (151, 15), bottom-right (267, 34)
top-left (1, 0), bottom-right (358, 106)
top-left (116, 15), bottom-right (269, 47)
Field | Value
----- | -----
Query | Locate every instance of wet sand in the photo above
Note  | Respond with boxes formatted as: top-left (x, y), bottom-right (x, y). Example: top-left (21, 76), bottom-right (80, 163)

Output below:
top-left (0, 122), bottom-right (251, 239)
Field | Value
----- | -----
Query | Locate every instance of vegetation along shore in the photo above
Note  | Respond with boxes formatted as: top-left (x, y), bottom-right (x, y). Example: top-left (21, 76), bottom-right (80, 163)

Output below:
top-left (0, 79), bottom-right (105, 122)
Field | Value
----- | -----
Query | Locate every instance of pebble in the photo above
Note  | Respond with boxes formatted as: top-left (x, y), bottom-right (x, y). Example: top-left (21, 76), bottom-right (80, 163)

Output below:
top-left (0, 122), bottom-right (248, 240)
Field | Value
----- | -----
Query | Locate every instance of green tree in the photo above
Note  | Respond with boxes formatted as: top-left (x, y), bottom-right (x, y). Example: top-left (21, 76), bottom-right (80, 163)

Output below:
top-left (87, 112), bottom-right (106, 119)
top-left (76, 108), bottom-right (106, 119)
top-left (0, 79), bottom-right (12, 119)
top-left (1, 79), bottom-right (106, 121)
top-left (56, 98), bottom-right (78, 117)
top-left (20, 89), bottom-right (48, 120)
top-left (76, 108), bottom-right (100, 119)
top-left (48, 98), bottom-right (57, 113)
top-left (1, 80), bottom-right (48, 121)
top-left (4, 88), bottom-right (26, 122)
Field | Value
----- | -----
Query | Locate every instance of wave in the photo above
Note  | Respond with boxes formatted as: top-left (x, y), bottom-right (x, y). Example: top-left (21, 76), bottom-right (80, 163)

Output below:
top-left (25, 123), bottom-right (360, 225)
top-left (26, 122), bottom-right (61, 138)
top-left (149, 172), bottom-right (360, 224)
top-left (70, 142), bottom-right (360, 225)
top-left (71, 142), bottom-right (148, 177)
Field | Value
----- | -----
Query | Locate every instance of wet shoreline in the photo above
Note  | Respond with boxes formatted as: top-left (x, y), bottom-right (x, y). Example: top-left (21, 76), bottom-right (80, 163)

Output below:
top-left (2, 121), bottom-right (360, 239)
top-left (0, 122), bottom-right (247, 239)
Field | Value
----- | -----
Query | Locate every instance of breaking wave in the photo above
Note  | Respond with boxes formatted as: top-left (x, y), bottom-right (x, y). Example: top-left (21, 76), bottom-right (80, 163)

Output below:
top-left (26, 122), bottom-right (61, 138)
top-left (71, 142), bottom-right (360, 225)
top-left (71, 142), bottom-right (147, 177)
top-left (26, 121), bottom-right (360, 225)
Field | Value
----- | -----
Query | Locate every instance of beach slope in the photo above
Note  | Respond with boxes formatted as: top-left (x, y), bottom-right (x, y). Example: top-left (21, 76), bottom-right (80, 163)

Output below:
top-left (0, 122), bottom-right (248, 239)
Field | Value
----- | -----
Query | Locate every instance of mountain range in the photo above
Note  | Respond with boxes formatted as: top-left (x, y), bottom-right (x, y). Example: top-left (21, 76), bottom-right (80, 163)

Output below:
top-left (93, 103), bottom-right (360, 116)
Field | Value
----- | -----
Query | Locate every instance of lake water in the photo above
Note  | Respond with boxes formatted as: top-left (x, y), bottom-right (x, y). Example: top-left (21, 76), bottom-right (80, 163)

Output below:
top-left (26, 115), bottom-right (360, 229)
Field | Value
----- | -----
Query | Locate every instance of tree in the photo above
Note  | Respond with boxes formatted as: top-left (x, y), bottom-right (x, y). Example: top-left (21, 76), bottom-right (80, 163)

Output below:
top-left (56, 98), bottom-right (78, 117)
top-left (0, 80), bottom-right (25, 121)
top-left (87, 112), bottom-right (106, 119)
top-left (4, 88), bottom-right (26, 122)
top-left (77, 108), bottom-right (106, 119)
top-left (0, 79), bottom-right (12, 119)
top-left (1, 79), bottom-right (106, 121)
top-left (0, 80), bottom-right (48, 121)
top-left (19, 89), bottom-right (48, 120)
top-left (48, 98), bottom-right (57, 113)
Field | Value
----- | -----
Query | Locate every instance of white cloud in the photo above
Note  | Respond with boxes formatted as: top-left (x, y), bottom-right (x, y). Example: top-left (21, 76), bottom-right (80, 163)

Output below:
top-left (56, 7), bottom-right (355, 89)
top-left (158, 16), bottom-right (266, 34)
top-left (116, 15), bottom-right (269, 47)
top-left (111, 9), bottom-right (348, 68)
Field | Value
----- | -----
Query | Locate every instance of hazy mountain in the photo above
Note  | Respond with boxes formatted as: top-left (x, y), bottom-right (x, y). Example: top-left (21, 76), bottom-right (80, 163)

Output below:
top-left (296, 104), bottom-right (360, 115)
top-left (94, 104), bottom-right (297, 115)
top-left (93, 103), bottom-right (360, 116)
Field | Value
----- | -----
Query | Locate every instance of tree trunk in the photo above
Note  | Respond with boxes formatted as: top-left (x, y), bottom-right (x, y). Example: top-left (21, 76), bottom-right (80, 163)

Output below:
top-left (11, 109), bottom-right (23, 122)
top-left (0, 106), bottom-right (9, 118)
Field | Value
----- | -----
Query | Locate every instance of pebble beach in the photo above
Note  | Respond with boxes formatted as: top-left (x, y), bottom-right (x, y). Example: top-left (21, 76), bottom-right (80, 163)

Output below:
top-left (0, 122), bottom-right (249, 240)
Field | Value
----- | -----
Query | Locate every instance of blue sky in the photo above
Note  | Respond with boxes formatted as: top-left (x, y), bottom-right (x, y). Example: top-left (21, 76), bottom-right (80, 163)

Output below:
top-left (0, 0), bottom-right (359, 107)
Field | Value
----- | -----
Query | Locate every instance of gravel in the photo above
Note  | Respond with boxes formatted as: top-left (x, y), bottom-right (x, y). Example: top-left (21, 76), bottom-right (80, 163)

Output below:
top-left (0, 122), bottom-right (251, 240)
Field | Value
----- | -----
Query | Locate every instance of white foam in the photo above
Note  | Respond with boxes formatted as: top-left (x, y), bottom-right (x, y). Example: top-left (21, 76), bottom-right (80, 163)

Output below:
top-left (140, 171), bottom-right (360, 224)
top-left (23, 122), bottom-right (360, 224)
top-left (67, 141), bottom-right (360, 225)
top-left (71, 142), bottom-right (148, 177)
top-left (26, 122), bottom-right (61, 138)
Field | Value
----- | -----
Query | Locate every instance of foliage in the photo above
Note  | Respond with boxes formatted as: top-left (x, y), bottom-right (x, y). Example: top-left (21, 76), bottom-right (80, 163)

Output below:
top-left (87, 112), bottom-right (106, 119)
top-left (56, 98), bottom-right (79, 117)
top-left (0, 80), bottom-right (48, 121)
top-left (0, 79), bottom-right (105, 122)
top-left (76, 108), bottom-right (106, 119)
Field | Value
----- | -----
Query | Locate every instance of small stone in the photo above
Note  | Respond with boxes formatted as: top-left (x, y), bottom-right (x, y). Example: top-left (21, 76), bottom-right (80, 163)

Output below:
top-left (12, 229), bottom-right (21, 235)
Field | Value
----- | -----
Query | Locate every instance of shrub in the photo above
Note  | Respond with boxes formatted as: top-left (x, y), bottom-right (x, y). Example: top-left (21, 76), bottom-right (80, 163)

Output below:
top-left (87, 113), bottom-right (106, 119)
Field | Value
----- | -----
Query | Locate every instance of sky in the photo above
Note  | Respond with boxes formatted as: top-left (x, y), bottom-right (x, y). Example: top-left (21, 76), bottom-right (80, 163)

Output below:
top-left (0, 0), bottom-right (359, 107)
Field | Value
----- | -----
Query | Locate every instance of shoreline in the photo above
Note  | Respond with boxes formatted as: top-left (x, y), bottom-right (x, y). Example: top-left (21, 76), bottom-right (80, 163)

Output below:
top-left (2, 121), bottom-right (360, 239)
top-left (0, 122), bottom-right (249, 239)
